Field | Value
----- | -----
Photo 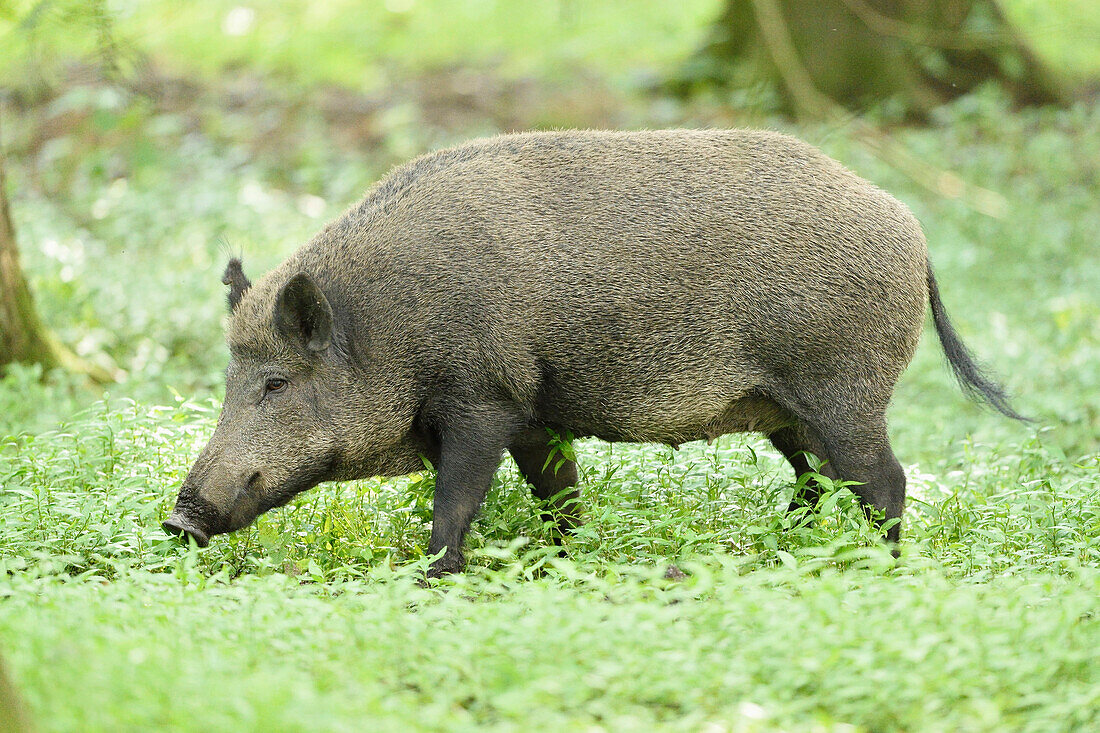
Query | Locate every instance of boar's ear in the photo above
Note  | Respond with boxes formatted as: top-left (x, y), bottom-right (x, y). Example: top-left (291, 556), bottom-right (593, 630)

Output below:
top-left (222, 258), bottom-right (251, 312)
top-left (274, 272), bottom-right (333, 352)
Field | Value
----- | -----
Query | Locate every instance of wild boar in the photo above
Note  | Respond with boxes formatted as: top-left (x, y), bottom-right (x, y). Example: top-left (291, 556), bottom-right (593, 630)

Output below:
top-left (163, 129), bottom-right (1024, 575)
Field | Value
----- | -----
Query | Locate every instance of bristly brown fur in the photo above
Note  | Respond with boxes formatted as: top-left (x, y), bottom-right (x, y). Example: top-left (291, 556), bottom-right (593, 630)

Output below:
top-left (168, 129), bottom-right (1025, 575)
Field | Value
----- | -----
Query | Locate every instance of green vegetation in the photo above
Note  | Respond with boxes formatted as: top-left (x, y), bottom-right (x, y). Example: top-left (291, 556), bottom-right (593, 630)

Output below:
top-left (1, 1), bottom-right (1098, 730)
top-left (6, 0), bottom-right (1100, 90)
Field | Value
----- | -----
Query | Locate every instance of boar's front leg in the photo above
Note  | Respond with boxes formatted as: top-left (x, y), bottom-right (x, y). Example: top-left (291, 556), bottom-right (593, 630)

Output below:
top-left (426, 404), bottom-right (523, 578)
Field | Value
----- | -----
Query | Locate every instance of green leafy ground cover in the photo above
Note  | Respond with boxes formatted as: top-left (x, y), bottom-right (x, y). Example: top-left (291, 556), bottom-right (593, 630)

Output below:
top-left (1, 2), bottom-right (1099, 730)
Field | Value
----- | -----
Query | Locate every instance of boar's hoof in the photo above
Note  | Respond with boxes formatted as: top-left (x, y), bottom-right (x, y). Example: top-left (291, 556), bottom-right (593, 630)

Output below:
top-left (162, 515), bottom-right (210, 548)
top-left (425, 555), bottom-right (465, 581)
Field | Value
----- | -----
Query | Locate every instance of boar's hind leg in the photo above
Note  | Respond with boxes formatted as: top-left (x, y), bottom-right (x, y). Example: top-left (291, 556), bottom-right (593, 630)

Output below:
top-left (811, 415), bottom-right (906, 549)
top-left (775, 400), bottom-right (906, 550)
top-left (509, 443), bottom-right (582, 541)
top-left (426, 405), bottom-right (523, 577)
top-left (768, 423), bottom-right (835, 513)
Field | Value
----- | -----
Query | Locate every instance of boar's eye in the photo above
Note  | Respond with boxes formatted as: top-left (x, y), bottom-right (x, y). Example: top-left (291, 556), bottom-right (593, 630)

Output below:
top-left (264, 378), bottom-right (288, 396)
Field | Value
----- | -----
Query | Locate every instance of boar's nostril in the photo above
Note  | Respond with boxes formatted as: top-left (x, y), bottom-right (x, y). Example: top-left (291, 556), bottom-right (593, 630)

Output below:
top-left (162, 513), bottom-right (210, 548)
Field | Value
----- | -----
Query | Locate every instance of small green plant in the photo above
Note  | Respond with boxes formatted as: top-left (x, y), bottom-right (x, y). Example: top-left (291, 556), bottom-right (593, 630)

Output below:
top-left (541, 427), bottom-right (578, 475)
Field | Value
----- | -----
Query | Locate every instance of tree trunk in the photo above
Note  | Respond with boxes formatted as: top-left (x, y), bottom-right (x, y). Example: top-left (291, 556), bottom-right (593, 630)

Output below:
top-left (0, 119), bottom-right (111, 381)
top-left (0, 148), bottom-right (58, 368)
top-left (680, 0), bottom-right (1069, 118)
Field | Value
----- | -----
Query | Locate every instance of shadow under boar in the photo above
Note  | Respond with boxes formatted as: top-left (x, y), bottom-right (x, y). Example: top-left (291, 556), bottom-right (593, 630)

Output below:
top-left (163, 129), bottom-right (1025, 575)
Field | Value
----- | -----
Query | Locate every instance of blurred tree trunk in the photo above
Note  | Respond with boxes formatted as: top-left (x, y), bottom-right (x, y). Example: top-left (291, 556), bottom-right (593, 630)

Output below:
top-left (683, 0), bottom-right (1069, 117)
top-left (0, 125), bottom-right (110, 381)
top-left (0, 657), bottom-right (33, 732)
top-left (0, 147), bottom-right (56, 368)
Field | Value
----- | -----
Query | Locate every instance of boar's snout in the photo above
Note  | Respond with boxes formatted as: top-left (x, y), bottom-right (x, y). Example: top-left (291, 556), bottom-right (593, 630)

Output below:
top-left (162, 511), bottom-right (210, 548)
top-left (162, 485), bottom-right (227, 548)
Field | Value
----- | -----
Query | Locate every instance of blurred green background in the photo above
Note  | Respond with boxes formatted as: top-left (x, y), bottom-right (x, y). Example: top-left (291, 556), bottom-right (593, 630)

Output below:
top-left (1, 2), bottom-right (1098, 731)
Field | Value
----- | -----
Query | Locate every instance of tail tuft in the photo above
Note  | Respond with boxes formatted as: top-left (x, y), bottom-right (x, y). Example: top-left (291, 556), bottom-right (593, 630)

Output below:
top-left (927, 263), bottom-right (1030, 422)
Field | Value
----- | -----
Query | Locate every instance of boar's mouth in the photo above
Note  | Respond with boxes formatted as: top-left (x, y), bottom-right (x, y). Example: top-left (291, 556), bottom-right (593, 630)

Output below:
top-left (162, 513), bottom-right (211, 548)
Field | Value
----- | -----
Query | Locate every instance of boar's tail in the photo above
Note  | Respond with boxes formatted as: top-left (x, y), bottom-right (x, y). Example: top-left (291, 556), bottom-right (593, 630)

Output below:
top-left (926, 262), bottom-right (1030, 422)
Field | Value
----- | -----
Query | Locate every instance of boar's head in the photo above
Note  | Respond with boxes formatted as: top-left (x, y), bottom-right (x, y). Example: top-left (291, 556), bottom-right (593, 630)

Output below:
top-left (163, 258), bottom-right (421, 547)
